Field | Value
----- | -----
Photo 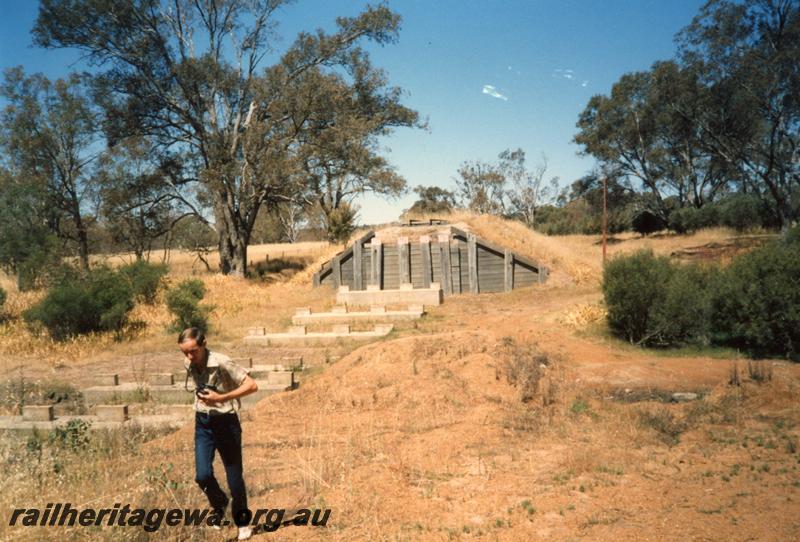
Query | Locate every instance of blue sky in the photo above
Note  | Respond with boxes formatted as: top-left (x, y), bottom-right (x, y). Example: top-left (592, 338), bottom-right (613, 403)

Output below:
top-left (0, 0), bottom-right (706, 224)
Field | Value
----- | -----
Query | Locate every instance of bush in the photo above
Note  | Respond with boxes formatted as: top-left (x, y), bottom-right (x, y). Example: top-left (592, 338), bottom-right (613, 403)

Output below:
top-left (649, 264), bottom-right (712, 345)
top-left (711, 240), bottom-right (800, 360)
top-left (784, 224), bottom-right (800, 245)
top-left (719, 194), bottom-right (766, 232)
top-left (24, 267), bottom-right (135, 340)
top-left (0, 286), bottom-right (6, 314)
top-left (603, 250), bottom-right (710, 346)
top-left (668, 204), bottom-right (721, 233)
top-left (603, 250), bottom-right (673, 344)
top-left (631, 210), bottom-right (666, 236)
top-left (327, 203), bottom-right (358, 243)
top-left (165, 279), bottom-right (210, 332)
top-left (119, 260), bottom-right (168, 304)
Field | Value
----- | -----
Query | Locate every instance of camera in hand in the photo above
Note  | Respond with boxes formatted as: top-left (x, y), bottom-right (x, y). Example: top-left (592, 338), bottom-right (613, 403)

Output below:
top-left (196, 383), bottom-right (218, 397)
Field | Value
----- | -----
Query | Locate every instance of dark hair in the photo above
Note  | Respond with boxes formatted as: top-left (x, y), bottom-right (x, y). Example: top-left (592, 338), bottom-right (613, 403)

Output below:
top-left (178, 327), bottom-right (206, 345)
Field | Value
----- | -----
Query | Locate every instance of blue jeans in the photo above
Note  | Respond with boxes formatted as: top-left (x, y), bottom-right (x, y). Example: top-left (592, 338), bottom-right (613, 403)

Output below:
top-left (194, 412), bottom-right (250, 526)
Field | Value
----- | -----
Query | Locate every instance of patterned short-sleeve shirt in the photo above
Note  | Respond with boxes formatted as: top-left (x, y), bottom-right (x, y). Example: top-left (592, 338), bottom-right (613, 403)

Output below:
top-left (184, 350), bottom-right (249, 415)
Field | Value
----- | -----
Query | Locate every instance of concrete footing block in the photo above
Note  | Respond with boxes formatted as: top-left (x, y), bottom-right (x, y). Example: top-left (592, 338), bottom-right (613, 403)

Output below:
top-left (407, 304), bottom-right (424, 314)
top-left (295, 307), bottom-right (311, 316)
top-left (287, 326), bottom-right (307, 335)
top-left (230, 357), bottom-right (253, 368)
top-left (95, 404), bottom-right (129, 422)
top-left (98, 374), bottom-right (119, 386)
top-left (266, 371), bottom-right (295, 388)
top-left (247, 327), bottom-right (266, 336)
top-left (399, 283), bottom-right (414, 291)
top-left (148, 373), bottom-right (174, 386)
top-left (282, 356), bottom-right (304, 368)
top-left (366, 284), bottom-right (380, 291)
top-left (336, 285), bottom-right (443, 306)
top-left (22, 405), bottom-right (54, 421)
top-left (332, 306), bottom-right (348, 314)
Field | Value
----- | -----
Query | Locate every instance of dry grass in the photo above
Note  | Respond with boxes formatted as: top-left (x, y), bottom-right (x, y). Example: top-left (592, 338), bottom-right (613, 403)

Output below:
top-left (0, 241), bottom-right (335, 372)
top-left (92, 241), bottom-right (331, 277)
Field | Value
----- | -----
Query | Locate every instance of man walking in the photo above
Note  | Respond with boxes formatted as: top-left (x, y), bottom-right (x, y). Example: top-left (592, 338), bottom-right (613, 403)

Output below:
top-left (179, 327), bottom-right (258, 540)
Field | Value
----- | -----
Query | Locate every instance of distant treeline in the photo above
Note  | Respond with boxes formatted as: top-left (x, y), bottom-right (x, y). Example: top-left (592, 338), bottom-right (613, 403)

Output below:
top-left (406, 0), bottom-right (798, 235)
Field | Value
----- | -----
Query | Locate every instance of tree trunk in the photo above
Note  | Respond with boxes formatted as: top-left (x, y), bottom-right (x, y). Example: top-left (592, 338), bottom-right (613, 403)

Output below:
top-left (215, 201), bottom-right (250, 277)
top-left (74, 214), bottom-right (90, 272)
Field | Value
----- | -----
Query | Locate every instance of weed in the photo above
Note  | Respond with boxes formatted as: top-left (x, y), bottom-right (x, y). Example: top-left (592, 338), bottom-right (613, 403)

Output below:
top-left (729, 361), bottom-right (741, 387)
top-left (570, 398), bottom-right (590, 415)
top-left (520, 499), bottom-right (536, 515)
top-left (498, 338), bottom-right (550, 403)
top-left (48, 419), bottom-right (92, 452)
top-left (638, 407), bottom-right (687, 446)
top-left (747, 360), bottom-right (773, 383)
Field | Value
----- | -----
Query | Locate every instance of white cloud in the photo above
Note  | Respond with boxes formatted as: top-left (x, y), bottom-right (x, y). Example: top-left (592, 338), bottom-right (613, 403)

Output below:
top-left (581, 80), bottom-right (588, 87)
top-left (482, 84), bottom-right (508, 101)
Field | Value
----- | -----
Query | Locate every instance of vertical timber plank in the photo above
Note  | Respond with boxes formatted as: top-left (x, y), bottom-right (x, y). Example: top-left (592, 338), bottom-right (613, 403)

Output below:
top-left (332, 255), bottom-right (342, 289)
top-left (437, 232), bottom-right (452, 296)
top-left (353, 240), bottom-right (363, 290)
top-left (370, 239), bottom-right (383, 289)
top-left (397, 236), bottom-right (410, 285)
top-left (467, 233), bottom-right (478, 293)
top-left (419, 235), bottom-right (432, 288)
top-left (504, 250), bottom-right (513, 292)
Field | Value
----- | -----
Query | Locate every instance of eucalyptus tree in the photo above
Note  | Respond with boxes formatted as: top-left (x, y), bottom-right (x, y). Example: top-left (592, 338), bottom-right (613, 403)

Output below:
top-left (1, 68), bottom-right (100, 271)
top-left (678, 0), bottom-right (800, 227)
top-left (34, 0), bottom-right (417, 275)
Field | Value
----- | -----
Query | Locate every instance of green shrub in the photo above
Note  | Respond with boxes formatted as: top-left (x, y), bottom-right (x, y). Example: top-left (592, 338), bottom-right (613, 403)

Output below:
top-left (668, 204), bottom-right (721, 233)
top-left (603, 250), bottom-right (674, 344)
top-left (327, 203), bottom-right (358, 243)
top-left (15, 242), bottom-right (64, 292)
top-left (711, 241), bottom-right (800, 360)
top-left (0, 286), bottom-right (6, 315)
top-left (603, 250), bottom-right (710, 346)
top-left (165, 279), bottom-right (210, 332)
top-left (631, 210), bottom-right (666, 236)
top-left (719, 194), bottom-right (766, 232)
top-left (784, 224), bottom-right (800, 245)
top-left (650, 264), bottom-right (713, 345)
top-left (119, 260), bottom-right (168, 304)
top-left (23, 267), bottom-right (135, 340)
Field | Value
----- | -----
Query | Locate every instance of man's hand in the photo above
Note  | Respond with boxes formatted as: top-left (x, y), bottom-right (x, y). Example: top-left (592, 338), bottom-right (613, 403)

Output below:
top-left (198, 389), bottom-right (224, 407)
top-left (197, 375), bottom-right (258, 407)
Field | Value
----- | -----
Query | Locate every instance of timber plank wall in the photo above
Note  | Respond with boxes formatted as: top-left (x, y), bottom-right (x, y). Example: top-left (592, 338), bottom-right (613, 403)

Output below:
top-left (312, 227), bottom-right (549, 295)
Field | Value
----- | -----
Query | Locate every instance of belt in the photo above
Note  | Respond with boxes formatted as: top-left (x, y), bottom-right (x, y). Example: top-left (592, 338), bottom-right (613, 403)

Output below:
top-left (195, 410), bottom-right (237, 419)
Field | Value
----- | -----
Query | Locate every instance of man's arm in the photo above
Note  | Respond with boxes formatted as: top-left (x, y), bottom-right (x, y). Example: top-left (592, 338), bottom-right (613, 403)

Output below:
top-left (198, 374), bottom-right (258, 406)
